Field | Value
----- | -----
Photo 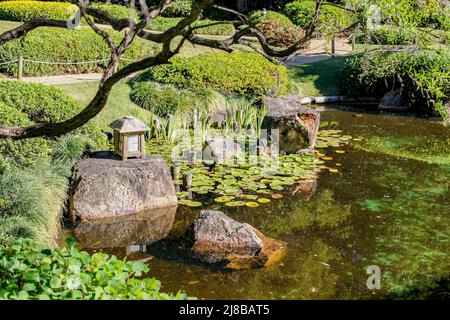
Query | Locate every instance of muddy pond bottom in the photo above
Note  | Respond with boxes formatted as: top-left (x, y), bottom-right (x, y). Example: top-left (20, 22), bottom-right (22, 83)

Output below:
top-left (70, 107), bottom-right (450, 300)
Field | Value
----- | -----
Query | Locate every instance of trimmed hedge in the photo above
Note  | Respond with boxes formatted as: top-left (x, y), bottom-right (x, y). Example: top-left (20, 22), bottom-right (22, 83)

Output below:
top-left (249, 10), bottom-right (304, 47)
top-left (133, 52), bottom-right (288, 96)
top-left (0, 101), bottom-right (51, 167)
top-left (342, 49), bottom-right (450, 118)
top-left (149, 0), bottom-right (192, 18)
top-left (0, 1), bottom-right (75, 21)
top-left (147, 17), bottom-right (235, 36)
top-left (284, 1), bottom-right (355, 33)
top-left (90, 3), bottom-right (139, 22)
top-left (0, 28), bottom-right (149, 76)
top-left (0, 80), bottom-right (106, 157)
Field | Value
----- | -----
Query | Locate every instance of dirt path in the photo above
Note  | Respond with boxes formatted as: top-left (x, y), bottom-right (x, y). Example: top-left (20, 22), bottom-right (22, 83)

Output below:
top-left (11, 38), bottom-right (353, 85)
top-left (285, 38), bottom-right (353, 66)
top-left (21, 73), bottom-right (103, 85)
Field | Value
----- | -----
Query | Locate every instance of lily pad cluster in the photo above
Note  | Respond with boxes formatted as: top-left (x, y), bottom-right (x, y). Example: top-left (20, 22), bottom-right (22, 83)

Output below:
top-left (316, 130), bottom-right (353, 149)
top-left (175, 153), bottom-right (326, 208)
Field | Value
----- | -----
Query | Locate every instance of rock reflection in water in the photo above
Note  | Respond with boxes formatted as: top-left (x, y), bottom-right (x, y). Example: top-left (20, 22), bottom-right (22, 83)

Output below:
top-left (73, 206), bottom-right (177, 250)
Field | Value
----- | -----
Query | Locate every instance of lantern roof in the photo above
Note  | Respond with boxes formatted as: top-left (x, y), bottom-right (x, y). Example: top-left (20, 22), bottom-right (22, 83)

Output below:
top-left (109, 116), bottom-right (149, 133)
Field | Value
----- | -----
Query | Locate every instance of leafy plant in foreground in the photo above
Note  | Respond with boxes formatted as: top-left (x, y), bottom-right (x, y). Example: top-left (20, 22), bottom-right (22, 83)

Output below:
top-left (0, 238), bottom-right (191, 300)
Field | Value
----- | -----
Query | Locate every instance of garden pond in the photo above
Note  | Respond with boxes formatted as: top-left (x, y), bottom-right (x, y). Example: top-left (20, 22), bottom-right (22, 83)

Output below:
top-left (70, 107), bottom-right (449, 299)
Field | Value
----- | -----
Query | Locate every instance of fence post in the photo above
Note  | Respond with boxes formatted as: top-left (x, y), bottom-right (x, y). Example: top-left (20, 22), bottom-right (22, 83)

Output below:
top-left (351, 33), bottom-right (356, 51)
top-left (17, 55), bottom-right (23, 81)
top-left (331, 38), bottom-right (336, 57)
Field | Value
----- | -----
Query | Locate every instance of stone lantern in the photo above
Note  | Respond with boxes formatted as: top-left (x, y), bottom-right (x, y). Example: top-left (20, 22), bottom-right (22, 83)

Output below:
top-left (109, 116), bottom-right (149, 160)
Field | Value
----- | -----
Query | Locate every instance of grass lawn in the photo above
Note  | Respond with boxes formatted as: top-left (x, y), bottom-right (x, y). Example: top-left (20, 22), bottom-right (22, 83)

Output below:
top-left (53, 80), bottom-right (153, 132)
top-left (287, 56), bottom-right (350, 97)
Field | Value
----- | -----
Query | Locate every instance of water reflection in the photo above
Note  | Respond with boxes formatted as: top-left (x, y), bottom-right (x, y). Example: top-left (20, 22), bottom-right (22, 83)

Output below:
top-left (73, 206), bottom-right (177, 250)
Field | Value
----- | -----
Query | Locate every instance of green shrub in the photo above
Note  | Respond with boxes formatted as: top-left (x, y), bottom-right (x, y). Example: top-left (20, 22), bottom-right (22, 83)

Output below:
top-left (147, 17), bottom-right (235, 36)
top-left (134, 52), bottom-right (288, 96)
top-left (356, 25), bottom-right (450, 46)
top-left (0, 28), bottom-right (148, 76)
top-left (90, 3), bottom-right (139, 22)
top-left (149, 0), bottom-right (192, 17)
top-left (284, 1), bottom-right (355, 35)
top-left (0, 101), bottom-right (51, 167)
top-left (0, 238), bottom-right (190, 299)
top-left (0, 80), bottom-right (107, 150)
top-left (0, 1), bottom-right (75, 21)
top-left (249, 10), bottom-right (304, 47)
top-left (342, 49), bottom-right (450, 118)
top-left (249, 10), bottom-right (294, 26)
top-left (130, 81), bottom-right (220, 117)
top-left (355, 25), bottom-right (419, 45)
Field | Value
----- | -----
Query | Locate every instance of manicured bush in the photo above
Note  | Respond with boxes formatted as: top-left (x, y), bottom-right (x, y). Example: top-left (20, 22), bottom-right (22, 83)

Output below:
top-left (249, 10), bottom-right (305, 47)
top-left (90, 2), bottom-right (139, 22)
top-left (0, 28), bottom-right (148, 76)
top-left (153, 0), bottom-right (192, 18)
top-left (0, 1), bottom-right (75, 21)
top-left (147, 17), bottom-right (235, 36)
top-left (0, 102), bottom-right (51, 167)
top-left (130, 81), bottom-right (220, 117)
top-left (133, 52), bottom-right (288, 96)
top-left (0, 238), bottom-right (190, 299)
top-left (284, 1), bottom-right (355, 34)
top-left (0, 80), bottom-right (106, 149)
top-left (342, 49), bottom-right (450, 118)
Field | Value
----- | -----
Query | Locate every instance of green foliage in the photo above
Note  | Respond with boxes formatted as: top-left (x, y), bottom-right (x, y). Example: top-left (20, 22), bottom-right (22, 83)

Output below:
top-left (249, 10), bottom-right (304, 47)
top-left (133, 52), bottom-right (288, 96)
top-left (0, 81), bottom-right (107, 165)
top-left (342, 49), bottom-right (450, 118)
top-left (0, 1), bottom-right (75, 21)
top-left (284, 1), bottom-right (355, 36)
top-left (90, 3), bottom-right (139, 22)
top-left (355, 25), bottom-right (419, 45)
top-left (0, 28), bottom-right (148, 76)
top-left (0, 238), bottom-right (191, 299)
top-left (355, 25), bottom-right (450, 45)
top-left (129, 81), bottom-right (220, 117)
top-left (0, 102), bottom-right (51, 167)
top-left (249, 10), bottom-right (294, 26)
top-left (147, 17), bottom-right (235, 36)
top-left (154, 0), bottom-right (192, 17)
top-left (0, 80), bottom-right (85, 123)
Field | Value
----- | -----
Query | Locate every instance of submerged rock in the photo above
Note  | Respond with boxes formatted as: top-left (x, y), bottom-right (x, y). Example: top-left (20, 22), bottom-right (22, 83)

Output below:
top-left (69, 155), bottom-right (177, 222)
top-left (379, 89), bottom-right (411, 112)
top-left (261, 96), bottom-right (321, 153)
top-left (203, 136), bottom-right (242, 163)
top-left (73, 206), bottom-right (177, 249)
top-left (185, 210), bottom-right (286, 269)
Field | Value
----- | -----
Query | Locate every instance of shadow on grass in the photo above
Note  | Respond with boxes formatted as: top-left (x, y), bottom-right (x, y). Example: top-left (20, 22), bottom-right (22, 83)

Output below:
top-left (287, 56), bottom-right (351, 97)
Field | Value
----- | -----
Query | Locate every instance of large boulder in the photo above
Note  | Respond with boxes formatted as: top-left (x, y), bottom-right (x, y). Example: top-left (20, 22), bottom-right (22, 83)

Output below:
top-left (69, 155), bottom-right (177, 222)
top-left (261, 96), bottom-right (321, 153)
top-left (185, 210), bottom-right (286, 269)
top-left (379, 89), bottom-right (410, 112)
top-left (203, 136), bottom-right (242, 163)
top-left (73, 206), bottom-right (177, 249)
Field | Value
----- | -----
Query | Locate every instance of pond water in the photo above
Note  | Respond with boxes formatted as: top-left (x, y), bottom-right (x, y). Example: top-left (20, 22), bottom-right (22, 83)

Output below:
top-left (73, 107), bottom-right (450, 299)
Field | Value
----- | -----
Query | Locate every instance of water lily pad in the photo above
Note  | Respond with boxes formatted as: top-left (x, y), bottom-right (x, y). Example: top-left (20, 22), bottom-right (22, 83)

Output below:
top-left (335, 150), bottom-right (346, 154)
top-left (176, 191), bottom-right (189, 198)
top-left (225, 201), bottom-right (246, 207)
top-left (272, 194), bottom-right (284, 199)
top-left (257, 198), bottom-right (271, 204)
top-left (179, 200), bottom-right (202, 207)
top-left (245, 202), bottom-right (260, 208)
top-left (215, 196), bottom-right (235, 203)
